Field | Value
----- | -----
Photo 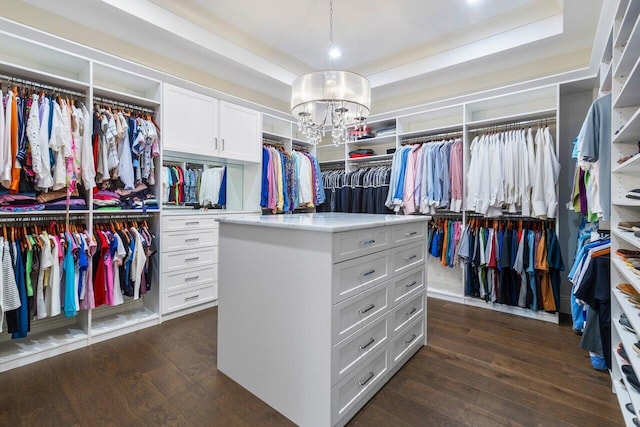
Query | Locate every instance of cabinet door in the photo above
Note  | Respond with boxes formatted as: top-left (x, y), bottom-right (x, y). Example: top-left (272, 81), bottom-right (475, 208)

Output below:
top-left (163, 83), bottom-right (218, 155)
top-left (218, 101), bottom-right (261, 163)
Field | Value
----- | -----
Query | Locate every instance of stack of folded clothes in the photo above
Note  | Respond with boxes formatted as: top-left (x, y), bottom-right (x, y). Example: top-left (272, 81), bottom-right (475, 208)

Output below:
top-left (37, 189), bottom-right (87, 210)
top-left (349, 149), bottom-right (375, 159)
top-left (94, 183), bottom-right (158, 210)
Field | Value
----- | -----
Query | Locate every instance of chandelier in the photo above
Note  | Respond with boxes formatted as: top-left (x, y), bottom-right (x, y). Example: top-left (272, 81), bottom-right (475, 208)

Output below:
top-left (290, 0), bottom-right (371, 146)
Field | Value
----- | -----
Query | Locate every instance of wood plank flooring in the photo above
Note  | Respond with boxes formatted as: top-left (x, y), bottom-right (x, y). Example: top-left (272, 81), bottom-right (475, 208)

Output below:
top-left (0, 298), bottom-right (622, 426)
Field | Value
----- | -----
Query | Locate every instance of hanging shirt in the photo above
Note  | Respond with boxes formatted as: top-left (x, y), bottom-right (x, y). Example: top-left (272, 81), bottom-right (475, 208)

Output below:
top-left (0, 238), bottom-right (21, 332)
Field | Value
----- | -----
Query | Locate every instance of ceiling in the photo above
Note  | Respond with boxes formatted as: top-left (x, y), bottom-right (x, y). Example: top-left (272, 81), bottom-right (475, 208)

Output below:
top-left (10, 0), bottom-right (605, 113)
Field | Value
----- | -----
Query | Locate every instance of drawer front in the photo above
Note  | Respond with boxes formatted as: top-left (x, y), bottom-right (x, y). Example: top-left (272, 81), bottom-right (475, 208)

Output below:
top-left (332, 251), bottom-right (391, 304)
top-left (391, 267), bottom-right (425, 306)
top-left (332, 228), bottom-right (390, 263)
top-left (392, 293), bottom-right (424, 335)
top-left (162, 215), bottom-right (218, 232)
top-left (161, 283), bottom-right (216, 314)
top-left (161, 247), bottom-right (218, 273)
top-left (332, 313), bottom-right (389, 385)
top-left (391, 222), bottom-right (426, 246)
top-left (162, 265), bottom-right (217, 293)
top-left (333, 281), bottom-right (390, 344)
top-left (392, 242), bottom-right (425, 274)
top-left (163, 229), bottom-right (217, 252)
top-left (332, 347), bottom-right (388, 423)
top-left (391, 317), bottom-right (424, 367)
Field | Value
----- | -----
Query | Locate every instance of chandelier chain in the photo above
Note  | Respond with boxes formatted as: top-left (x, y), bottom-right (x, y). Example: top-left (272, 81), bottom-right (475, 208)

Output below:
top-left (329, 0), bottom-right (334, 69)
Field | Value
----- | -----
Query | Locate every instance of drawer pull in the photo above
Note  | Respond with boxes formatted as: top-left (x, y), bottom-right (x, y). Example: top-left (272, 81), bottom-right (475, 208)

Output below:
top-left (361, 269), bottom-right (376, 277)
top-left (359, 304), bottom-right (375, 314)
top-left (406, 307), bottom-right (417, 316)
top-left (185, 221), bottom-right (200, 225)
top-left (405, 333), bottom-right (417, 344)
top-left (358, 371), bottom-right (375, 387)
top-left (185, 237), bottom-right (200, 242)
top-left (185, 257), bottom-right (200, 262)
top-left (185, 275), bottom-right (200, 281)
top-left (359, 337), bottom-right (375, 350)
top-left (361, 239), bottom-right (376, 246)
top-left (405, 231), bottom-right (418, 237)
top-left (405, 254), bottom-right (418, 261)
top-left (405, 281), bottom-right (418, 288)
top-left (185, 294), bottom-right (200, 301)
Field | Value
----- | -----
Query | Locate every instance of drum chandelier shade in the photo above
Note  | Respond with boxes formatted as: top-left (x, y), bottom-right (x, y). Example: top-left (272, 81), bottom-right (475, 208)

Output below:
top-left (290, 1), bottom-right (372, 145)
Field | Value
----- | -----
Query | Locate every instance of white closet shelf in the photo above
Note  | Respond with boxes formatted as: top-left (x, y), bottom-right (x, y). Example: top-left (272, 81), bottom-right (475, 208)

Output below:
top-left (397, 124), bottom-right (462, 139)
top-left (613, 257), bottom-right (640, 292)
top-left (613, 229), bottom-right (640, 250)
top-left (262, 130), bottom-right (290, 142)
top-left (613, 197), bottom-right (640, 207)
top-left (614, 55), bottom-right (640, 109)
top-left (90, 305), bottom-right (159, 344)
top-left (93, 85), bottom-right (160, 108)
top-left (614, 2), bottom-right (640, 50)
top-left (601, 61), bottom-right (613, 93)
top-left (0, 60), bottom-right (90, 91)
top-left (319, 158), bottom-right (346, 164)
top-left (0, 325), bottom-right (88, 373)
top-left (614, 15), bottom-right (640, 81)
top-left (316, 143), bottom-right (346, 150)
top-left (348, 134), bottom-right (396, 147)
top-left (292, 138), bottom-right (314, 148)
top-left (465, 108), bottom-right (556, 129)
top-left (462, 297), bottom-right (558, 323)
top-left (0, 210), bottom-right (90, 217)
top-left (93, 209), bottom-right (159, 215)
top-left (613, 107), bottom-right (640, 144)
top-left (613, 286), bottom-right (640, 342)
top-left (347, 154), bottom-right (394, 163)
top-left (614, 152), bottom-right (640, 173)
top-left (612, 364), bottom-right (638, 426)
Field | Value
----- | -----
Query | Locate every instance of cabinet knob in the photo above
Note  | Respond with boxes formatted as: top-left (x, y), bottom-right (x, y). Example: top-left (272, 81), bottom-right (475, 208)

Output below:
top-left (358, 371), bottom-right (375, 387)
top-left (359, 337), bottom-right (375, 350)
top-left (405, 333), bottom-right (418, 344)
top-left (214, 137), bottom-right (218, 150)
top-left (359, 303), bottom-right (375, 314)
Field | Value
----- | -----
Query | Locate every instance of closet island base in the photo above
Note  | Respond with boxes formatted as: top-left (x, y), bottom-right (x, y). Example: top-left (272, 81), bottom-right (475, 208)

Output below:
top-left (217, 213), bottom-right (429, 427)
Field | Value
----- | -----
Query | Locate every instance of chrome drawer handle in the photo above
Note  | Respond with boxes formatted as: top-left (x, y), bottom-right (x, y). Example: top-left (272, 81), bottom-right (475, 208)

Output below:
top-left (405, 231), bottom-right (418, 237)
top-left (359, 304), bottom-right (375, 314)
top-left (405, 333), bottom-right (417, 344)
top-left (185, 257), bottom-right (200, 262)
top-left (406, 307), bottom-right (417, 316)
top-left (185, 275), bottom-right (200, 281)
top-left (361, 239), bottom-right (376, 246)
top-left (359, 337), bottom-right (375, 350)
top-left (405, 281), bottom-right (418, 288)
top-left (361, 269), bottom-right (376, 277)
top-left (185, 294), bottom-right (200, 301)
top-left (405, 254), bottom-right (417, 261)
top-left (185, 237), bottom-right (200, 242)
top-left (185, 221), bottom-right (200, 225)
top-left (358, 371), bottom-right (375, 386)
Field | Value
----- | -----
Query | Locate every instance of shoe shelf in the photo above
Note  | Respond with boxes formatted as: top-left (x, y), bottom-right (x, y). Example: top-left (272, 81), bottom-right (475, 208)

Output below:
top-left (614, 152), bottom-right (640, 173)
top-left (614, 256), bottom-right (640, 291)
top-left (614, 229), bottom-right (640, 250)
top-left (614, 198), bottom-right (640, 207)
top-left (613, 106), bottom-right (640, 144)
top-left (613, 286), bottom-right (640, 341)
top-left (614, 331), bottom-right (640, 417)
top-left (614, 339), bottom-right (640, 424)
top-left (614, 55), bottom-right (640, 109)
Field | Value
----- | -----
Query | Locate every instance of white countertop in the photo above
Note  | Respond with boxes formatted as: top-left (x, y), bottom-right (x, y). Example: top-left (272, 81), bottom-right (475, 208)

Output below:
top-left (216, 213), bottom-right (430, 232)
top-left (162, 209), bottom-right (258, 216)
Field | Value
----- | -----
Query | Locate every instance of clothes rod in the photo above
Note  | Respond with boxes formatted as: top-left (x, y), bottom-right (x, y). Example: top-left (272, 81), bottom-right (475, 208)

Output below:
top-left (0, 215), bottom-right (87, 224)
top-left (92, 213), bottom-right (151, 222)
top-left (93, 96), bottom-right (155, 114)
top-left (465, 212), bottom-right (556, 221)
top-left (469, 116), bottom-right (556, 134)
top-left (0, 73), bottom-right (86, 97)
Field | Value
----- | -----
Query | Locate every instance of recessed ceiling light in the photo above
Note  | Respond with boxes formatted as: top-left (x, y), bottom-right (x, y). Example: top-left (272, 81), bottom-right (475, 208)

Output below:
top-left (468, 0), bottom-right (480, 4)
top-left (328, 47), bottom-right (342, 59)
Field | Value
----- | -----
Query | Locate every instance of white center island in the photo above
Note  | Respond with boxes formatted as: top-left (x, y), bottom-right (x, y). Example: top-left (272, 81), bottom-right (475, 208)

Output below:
top-left (217, 213), bottom-right (429, 427)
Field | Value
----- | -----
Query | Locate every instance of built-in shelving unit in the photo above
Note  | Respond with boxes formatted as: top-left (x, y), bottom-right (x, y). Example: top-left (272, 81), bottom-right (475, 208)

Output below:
top-left (609, 0), bottom-right (640, 423)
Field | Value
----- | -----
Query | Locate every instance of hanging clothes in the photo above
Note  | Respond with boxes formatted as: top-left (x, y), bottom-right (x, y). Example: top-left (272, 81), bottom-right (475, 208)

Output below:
top-left (260, 145), bottom-right (324, 213)
top-left (386, 138), bottom-right (463, 215)
top-left (318, 166), bottom-right (394, 215)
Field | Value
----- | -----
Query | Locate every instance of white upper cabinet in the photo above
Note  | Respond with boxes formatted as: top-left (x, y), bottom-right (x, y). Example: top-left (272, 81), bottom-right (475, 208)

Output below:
top-left (162, 83), bottom-right (219, 155)
top-left (218, 101), bottom-right (262, 163)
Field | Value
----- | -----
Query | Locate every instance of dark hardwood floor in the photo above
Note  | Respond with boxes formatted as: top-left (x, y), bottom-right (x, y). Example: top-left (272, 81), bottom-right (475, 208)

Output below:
top-left (0, 299), bottom-right (621, 426)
